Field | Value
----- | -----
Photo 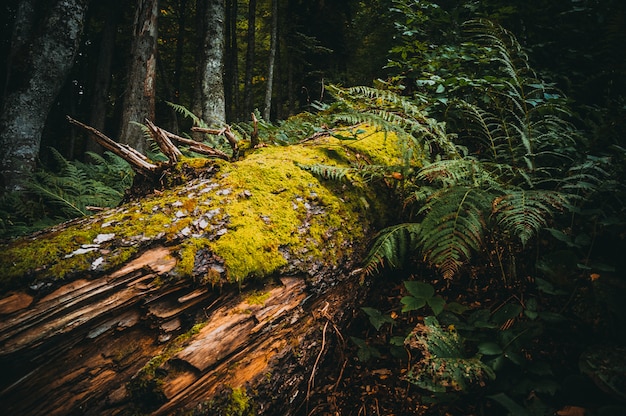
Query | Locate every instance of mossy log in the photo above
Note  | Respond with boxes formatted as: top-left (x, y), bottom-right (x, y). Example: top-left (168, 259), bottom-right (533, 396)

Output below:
top-left (0, 124), bottom-right (402, 415)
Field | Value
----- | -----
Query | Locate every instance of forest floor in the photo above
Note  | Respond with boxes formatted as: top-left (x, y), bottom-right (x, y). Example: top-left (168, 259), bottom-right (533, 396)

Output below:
top-left (298, 270), bottom-right (626, 416)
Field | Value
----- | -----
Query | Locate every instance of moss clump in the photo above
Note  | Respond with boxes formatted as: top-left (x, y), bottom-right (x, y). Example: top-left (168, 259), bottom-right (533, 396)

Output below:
top-left (245, 290), bottom-right (271, 306)
top-left (191, 387), bottom-right (256, 416)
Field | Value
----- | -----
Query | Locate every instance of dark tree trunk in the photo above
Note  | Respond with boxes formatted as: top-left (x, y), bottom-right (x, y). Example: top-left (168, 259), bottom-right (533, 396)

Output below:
top-left (194, 0), bottom-right (226, 126)
top-left (0, 121), bottom-right (401, 415)
top-left (118, 0), bottom-right (159, 154)
top-left (263, 0), bottom-right (278, 121)
top-left (243, 0), bottom-right (256, 117)
top-left (86, 1), bottom-right (121, 155)
top-left (0, 0), bottom-right (88, 191)
top-left (173, 0), bottom-right (188, 105)
top-left (224, 0), bottom-right (239, 121)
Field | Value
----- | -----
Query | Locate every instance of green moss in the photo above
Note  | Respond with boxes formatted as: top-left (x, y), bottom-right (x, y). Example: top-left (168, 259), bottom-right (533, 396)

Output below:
top-left (0, 125), bottom-right (401, 291)
top-left (127, 321), bottom-right (208, 410)
top-left (245, 290), bottom-right (271, 306)
top-left (192, 387), bottom-right (256, 416)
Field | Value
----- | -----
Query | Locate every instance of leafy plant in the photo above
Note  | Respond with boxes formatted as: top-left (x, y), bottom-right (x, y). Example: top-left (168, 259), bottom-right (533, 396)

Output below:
top-left (405, 316), bottom-right (496, 393)
top-left (0, 149), bottom-right (132, 238)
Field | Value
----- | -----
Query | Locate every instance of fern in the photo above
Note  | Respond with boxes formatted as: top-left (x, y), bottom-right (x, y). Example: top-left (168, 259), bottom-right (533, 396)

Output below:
top-left (493, 190), bottom-right (568, 246)
top-left (166, 101), bottom-right (208, 128)
top-left (295, 163), bottom-right (350, 181)
top-left (405, 316), bottom-right (496, 393)
top-left (417, 187), bottom-right (493, 279)
top-left (362, 223), bottom-right (421, 275)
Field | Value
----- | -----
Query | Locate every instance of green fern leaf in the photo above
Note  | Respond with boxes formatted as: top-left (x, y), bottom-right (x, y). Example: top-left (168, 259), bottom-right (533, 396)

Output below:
top-left (417, 187), bottom-right (492, 279)
top-left (363, 223), bottom-right (420, 275)
top-left (493, 190), bottom-right (567, 246)
top-left (295, 163), bottom-right (350, 181)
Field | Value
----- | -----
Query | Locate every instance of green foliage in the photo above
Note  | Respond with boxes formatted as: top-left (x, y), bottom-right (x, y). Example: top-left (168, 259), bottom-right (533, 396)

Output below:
top-left (294, 163), bottom-right (350, 181)
top-left (348, 16), bottom-right (606, 281)
top-left (405, 316), bottom-right (496, 393)
top-left (361, 306), bottom-right (395, 331)
top-left (0, 149), bottom-right (132, 238)
top-left (402, 280), bottom-right (445, 315)
top-left (351, 336), bottom-right (382, 362)
top-left (363, 223), bottom-right (420, 274)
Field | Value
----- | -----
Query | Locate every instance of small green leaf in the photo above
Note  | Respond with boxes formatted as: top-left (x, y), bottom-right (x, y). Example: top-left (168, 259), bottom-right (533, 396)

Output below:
top-left (404, 281), bottom-right (434, 299)
top-left (535, 277), bottom-right (566, 295)
top-left (436, 84), bottom-right (445, 93)
top-left (361, 307), bottom-right (394, 330)
top-left (492, 303), bottom-right (523, 325)
top-left (446, 302), bottom-right (469, 314)
top-left (401, 296), bottom-right (427, 313)
top-left (478, 342), bottom-right (503, 355)
top-left (427, 296), bottom-right (445, 315)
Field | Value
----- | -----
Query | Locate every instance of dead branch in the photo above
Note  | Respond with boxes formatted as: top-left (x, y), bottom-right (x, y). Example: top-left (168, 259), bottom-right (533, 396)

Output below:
top-left (66, 116), bottom-right (160, 175)
top-left (145, 119), bottom-right (183, 164)
top-left (192, 125), bottom-right (239, 156)
top-left (164, 131), bottom-right (230, 161)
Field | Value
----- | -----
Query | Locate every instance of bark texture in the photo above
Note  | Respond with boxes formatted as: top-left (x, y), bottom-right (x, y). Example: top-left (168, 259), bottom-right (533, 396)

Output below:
top-left (0, 0), bottom-right (88, 191)
top-left (263, 0), bottom-right (279, 121)
top-left (119, 0), bottom-right (159, 154)
top-left (195, 0), bottom-right (226, 126)
top-left (0, 125), bottom-right (401, 415)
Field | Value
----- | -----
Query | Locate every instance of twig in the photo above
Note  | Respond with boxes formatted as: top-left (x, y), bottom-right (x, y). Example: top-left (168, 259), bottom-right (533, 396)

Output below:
top-left (164, 131), bottom-right (230, 160)
top-left (306, 320), bottom-right (328, 408)
top-left (191, 125), bottom-right (239, 156)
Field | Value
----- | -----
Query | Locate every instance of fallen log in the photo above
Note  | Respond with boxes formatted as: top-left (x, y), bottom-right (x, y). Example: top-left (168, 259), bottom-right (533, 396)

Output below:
top-left (0, 121), bottom-right (403, 415)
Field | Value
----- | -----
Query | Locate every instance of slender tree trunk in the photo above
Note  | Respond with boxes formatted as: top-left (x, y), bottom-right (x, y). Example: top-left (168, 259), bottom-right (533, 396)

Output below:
top-left (0, 0), bottom-right (88, 191)
top-left (86, 2), bottom-right (120, 155)
top-left (263, 0), bottom-right (278, 121)
top-left (195, 0), bottom-right (226, 126)
top-left (173, 0), bottom-right (188, 105)
top-left (243, 0), bottom-right (256, 116)
top-left (118, 0), bottom-right (159, 154)
top-left (224, 0), bottom-right (239, 121)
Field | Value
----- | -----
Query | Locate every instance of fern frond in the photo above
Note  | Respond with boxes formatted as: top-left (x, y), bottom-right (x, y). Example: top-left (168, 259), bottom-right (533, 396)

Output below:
top-left (295, 163), bottom-right (350, 181)
top-left (493, 190), bottom-right (567, 246)
top-left (417, 187), bottom-right (493, 278)
top-left (363, 223), bottom-right (420, 275)
top-left (166, 101), bottom-right (208, 128)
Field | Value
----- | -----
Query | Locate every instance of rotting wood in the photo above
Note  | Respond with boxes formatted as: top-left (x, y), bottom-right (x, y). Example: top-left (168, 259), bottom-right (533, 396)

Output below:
top-left (0, 121), bottom-right (403, 415)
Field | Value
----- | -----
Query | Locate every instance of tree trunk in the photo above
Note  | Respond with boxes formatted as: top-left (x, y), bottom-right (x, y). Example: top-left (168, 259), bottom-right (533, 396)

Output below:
top-left (86, 1), bottom-right (121, 155)
top-left (173, 0), bottom-right (188, 105)
top-left (0, 0), bottom-right (88, 191)
top-left (118, 0), bottom-right (159, 154)
top-left (194, 0), bottom-right (226, 126)
top-left (243, 0), bottom-right (256, 117)
top-left (0, 122), bottom-right (402, 415)
top-left (263, 0), bottom-right (278, 121)
top-left (224, 0), bottom-right (239, 121)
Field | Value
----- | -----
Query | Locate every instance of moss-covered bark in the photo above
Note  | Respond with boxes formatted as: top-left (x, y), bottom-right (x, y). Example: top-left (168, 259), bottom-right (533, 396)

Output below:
top-left (0, 126), bottom-right (402, 415)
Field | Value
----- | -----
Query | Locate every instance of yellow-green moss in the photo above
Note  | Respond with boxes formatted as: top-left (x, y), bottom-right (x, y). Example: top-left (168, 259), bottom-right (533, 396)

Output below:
top-left (245, 290), bottom-right (271, 306)
top-left (0, 125), bottom-right (402, 291)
